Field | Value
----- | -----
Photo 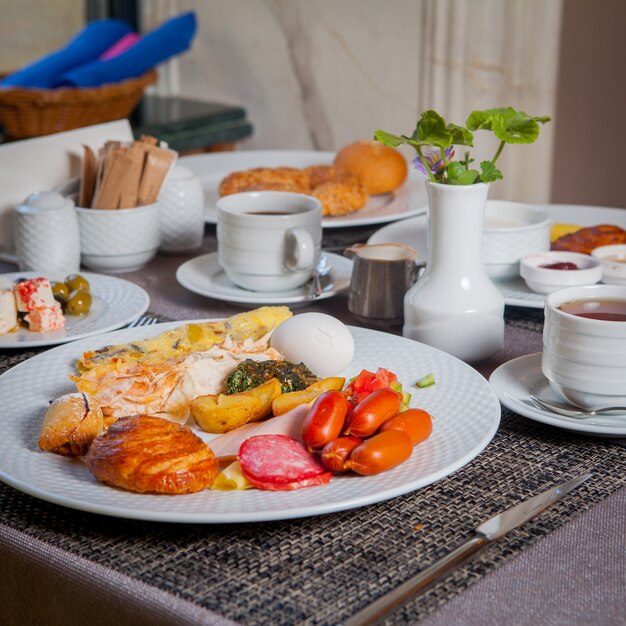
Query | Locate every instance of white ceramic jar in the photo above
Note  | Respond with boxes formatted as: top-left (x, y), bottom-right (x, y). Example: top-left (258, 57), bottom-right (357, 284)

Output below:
top-left (14, 191), bottom-right (81, 279)
top-left (403, 182), bottom-right (504, 362)
top-left (158, 165), bottom-right (205, 254)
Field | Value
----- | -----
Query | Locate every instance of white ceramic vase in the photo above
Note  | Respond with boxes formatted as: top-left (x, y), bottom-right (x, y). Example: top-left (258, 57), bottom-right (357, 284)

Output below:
top-left (403, 181), bottom-right (504, 362)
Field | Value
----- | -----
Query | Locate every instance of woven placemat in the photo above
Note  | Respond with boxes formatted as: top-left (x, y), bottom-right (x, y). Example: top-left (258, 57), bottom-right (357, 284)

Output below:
top-left (0, 310), bottom-right (624, 626)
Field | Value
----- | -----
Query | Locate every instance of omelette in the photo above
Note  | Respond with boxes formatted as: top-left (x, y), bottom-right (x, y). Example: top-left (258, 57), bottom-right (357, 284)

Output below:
top-left (77, 306), bottom-right (292, 372)
top-left (72, 307), bottom-right (292, 423)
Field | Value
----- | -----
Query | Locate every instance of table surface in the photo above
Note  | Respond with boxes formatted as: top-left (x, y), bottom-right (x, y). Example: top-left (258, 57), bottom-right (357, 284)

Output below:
top-left (1, 224), bottom-right (624, 626)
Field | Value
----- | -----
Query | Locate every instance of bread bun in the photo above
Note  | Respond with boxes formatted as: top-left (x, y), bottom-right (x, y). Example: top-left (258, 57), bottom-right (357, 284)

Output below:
top-left (334, 141), bottom-right (408, 194)
top-left (38, 392), bottom-right (104, 457)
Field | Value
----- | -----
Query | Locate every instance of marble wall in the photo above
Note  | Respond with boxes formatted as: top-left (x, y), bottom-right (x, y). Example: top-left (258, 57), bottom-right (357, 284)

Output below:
top-left (147, 0), bottom-right (563, 203)
top-left (0, 0), bottom-right (84, 72)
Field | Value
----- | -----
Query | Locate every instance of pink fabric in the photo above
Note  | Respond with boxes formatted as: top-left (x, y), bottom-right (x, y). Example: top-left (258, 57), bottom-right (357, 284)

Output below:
top-left (99, 33), bottom-right (141, 61)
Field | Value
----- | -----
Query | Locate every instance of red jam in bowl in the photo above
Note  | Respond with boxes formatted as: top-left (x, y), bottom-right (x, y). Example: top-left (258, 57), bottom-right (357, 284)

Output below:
top-left (540, 261), bottom-right (579, 270)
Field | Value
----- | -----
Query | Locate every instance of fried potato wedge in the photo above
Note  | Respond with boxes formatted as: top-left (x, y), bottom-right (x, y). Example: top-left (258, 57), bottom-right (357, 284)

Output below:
top-left (191, 393), bottom-right (261, 433)
top-left (246, 378), bottom-right (283, 423)
top-left (191, 379), bottom-right (283, 433)
top-left (271, 377), bottom-right (345, 416)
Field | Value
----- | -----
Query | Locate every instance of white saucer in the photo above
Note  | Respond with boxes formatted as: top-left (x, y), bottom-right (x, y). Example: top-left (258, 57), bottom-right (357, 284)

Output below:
top-left (176, 252), bottom-right (352, 306)
top-left (489, 353), bottom-right (626, 437)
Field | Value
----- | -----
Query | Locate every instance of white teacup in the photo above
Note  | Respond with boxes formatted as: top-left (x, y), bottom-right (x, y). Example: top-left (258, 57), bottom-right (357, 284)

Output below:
top-left (542, 284), bottom-right (626, 409)
top-left (216, 192), bottom-right (322, 292)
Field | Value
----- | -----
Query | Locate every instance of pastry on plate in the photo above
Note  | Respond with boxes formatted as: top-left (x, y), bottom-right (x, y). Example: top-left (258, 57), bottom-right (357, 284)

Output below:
top-left (38, 392), bottom-right (105, 456)
top-left (551, 224), bottom-right (626, 255)
top-left (85, 415), bottom-right (219, 494)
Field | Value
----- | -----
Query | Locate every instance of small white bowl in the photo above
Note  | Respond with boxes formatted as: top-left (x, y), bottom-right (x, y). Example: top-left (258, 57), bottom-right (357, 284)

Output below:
top-left (520, 251), bottom-right (602, 294)
top-left (75, 203), bottom-right (161, 273)
top-left (591, 244), bottom-right (626, 286)
top-left (483, 201), bottom-right (551, 280)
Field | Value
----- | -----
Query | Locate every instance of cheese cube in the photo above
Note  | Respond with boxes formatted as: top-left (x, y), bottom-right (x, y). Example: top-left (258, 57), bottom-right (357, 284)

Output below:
top-left (0, 288), bottom-right (17, 334)
top-left (14, 277), bottom-right (56, 312)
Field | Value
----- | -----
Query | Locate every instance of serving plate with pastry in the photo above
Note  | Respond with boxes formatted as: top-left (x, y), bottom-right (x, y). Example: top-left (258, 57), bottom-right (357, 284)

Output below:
top-left (369, 203), bottom-right (626, 309)
top-left (180, 141), bottom-right (428, 229)
top-left (0, 306), bottom-right (500, 523)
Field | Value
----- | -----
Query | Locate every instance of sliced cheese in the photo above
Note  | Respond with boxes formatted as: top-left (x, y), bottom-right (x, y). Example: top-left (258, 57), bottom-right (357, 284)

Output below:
top-left (212, 461), bottom-right (254, 491)
top-left (551, 223), bottom-right (581, 243)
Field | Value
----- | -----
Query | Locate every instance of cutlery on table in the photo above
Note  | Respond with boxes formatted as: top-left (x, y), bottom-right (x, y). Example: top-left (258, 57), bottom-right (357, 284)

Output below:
top-left (127, 315), bottom-right (159, 328)
top-left (529, 395), bottom-right (626, 419)
top-left (308, 254), bottom-right (333, 299)
top-left (344, 473), bottom-right (591, 626)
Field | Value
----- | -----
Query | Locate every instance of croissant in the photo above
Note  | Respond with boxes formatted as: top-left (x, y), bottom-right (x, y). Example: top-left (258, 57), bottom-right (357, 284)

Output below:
top-left (85, 415), bottom-right (218, 494)
top-left (38, 392), bottom-right (104, 456)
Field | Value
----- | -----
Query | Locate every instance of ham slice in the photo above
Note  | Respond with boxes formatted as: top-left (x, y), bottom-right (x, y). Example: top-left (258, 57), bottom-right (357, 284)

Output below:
top-left (207, 404), bottom-right (310, 461)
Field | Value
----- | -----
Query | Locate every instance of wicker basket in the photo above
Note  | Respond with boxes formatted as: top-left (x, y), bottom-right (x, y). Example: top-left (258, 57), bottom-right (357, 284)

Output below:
top-left (0, 69), bottom-right (157, 138)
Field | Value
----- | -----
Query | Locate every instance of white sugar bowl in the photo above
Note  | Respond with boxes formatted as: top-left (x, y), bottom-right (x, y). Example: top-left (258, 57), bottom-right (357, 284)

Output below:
top-left (158, 165), bottom-right (205, 254)
top-left (14, 191), bottom-right (81, 279)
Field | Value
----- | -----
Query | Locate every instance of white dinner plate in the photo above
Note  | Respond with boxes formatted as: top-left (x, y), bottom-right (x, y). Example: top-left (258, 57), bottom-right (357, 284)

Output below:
top-left (0, 272), bottom-right (150, 348)
top-left (179, 150), bottom-right (428, 229)
top-left (0, 322), bottom-right (501, 523)
top-left (489, 353), bottom-right (626, 437)
top-left (368, 203), bottom-right (626, 309)
top-left (176, 252), bottom-right (352, 306)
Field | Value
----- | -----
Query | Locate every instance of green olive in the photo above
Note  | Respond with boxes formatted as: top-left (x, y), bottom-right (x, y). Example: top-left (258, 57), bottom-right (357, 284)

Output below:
top-left (53, 294), bottom-right (67, 312)
top-left (50, 281), bottom-right (69, 300)
top-left (65, 274), bottom-right (90, 293)
top-left (66, 289), bottom-right (92, 315)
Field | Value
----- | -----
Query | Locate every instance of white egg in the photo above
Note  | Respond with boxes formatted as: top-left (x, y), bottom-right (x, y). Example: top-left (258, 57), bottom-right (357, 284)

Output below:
top-left (269, 313), bottom-right (355, 378)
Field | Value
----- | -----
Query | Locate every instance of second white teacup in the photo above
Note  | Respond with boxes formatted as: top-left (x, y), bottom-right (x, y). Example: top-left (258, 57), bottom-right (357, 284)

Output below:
top-left (542, 284), bottom-right (626, 409)
top-left (216, 192), bottom-right (322, 292)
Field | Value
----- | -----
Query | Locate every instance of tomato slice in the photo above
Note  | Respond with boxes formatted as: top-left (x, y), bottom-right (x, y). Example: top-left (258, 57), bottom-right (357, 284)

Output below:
top-left (346, 368), bottom-right (398, 404)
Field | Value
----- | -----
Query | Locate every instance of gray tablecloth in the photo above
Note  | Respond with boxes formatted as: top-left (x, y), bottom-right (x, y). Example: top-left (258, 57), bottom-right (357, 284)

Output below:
top-left (1, 229), bottom-right (624, 626)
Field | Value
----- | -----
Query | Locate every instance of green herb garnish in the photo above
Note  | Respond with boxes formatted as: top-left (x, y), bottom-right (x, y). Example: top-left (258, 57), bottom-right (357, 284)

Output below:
top-left (225, 359), bottom-right (319, 394)
top-left (416, 373), bottom-right (436, 388)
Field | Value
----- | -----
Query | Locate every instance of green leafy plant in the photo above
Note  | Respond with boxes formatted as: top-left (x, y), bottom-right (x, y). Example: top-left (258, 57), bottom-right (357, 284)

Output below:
top-left (375, 107), bottom-right (550, 185)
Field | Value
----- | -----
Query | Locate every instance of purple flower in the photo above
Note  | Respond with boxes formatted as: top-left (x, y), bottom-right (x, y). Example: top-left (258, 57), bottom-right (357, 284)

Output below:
top-left (412, 146), bottom-right (455, 176)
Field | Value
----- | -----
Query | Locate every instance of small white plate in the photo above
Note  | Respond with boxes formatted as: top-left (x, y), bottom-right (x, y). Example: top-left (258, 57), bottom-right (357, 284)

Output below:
top-left (179, 150), bottom-right (428, 229)
top-left (176, 252), bottom-right (352, 306)
top-left (0, 322), bottom-right (501, 523)
top-left (368, 204), bottom-right (626, 309)
top-left (489, 353), bottom-right (626, 437)
top-left (0, 272), bottom-right (150, 348)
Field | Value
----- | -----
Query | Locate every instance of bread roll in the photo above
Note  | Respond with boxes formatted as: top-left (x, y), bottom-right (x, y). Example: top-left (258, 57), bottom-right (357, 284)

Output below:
top-left (38, 392), bottom-right (104, 457)
top-left (334, 141), bottom-right (408, 194)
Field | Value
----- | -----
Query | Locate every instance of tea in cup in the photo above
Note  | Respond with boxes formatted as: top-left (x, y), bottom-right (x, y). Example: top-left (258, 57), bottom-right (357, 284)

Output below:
top-left (542, 284), bottom-right (626, 409)
top-left (216, 192), bottom-right (322, 292)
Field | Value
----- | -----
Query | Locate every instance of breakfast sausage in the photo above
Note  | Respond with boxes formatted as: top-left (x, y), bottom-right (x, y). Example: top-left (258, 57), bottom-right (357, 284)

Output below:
top-left (321, 436), bottom-right (363, 472)
top-left (238, 434), bottom-right (332, 491)
top-left (378, 408), bottom-right (433, 445)
top-left (345, 430), bottom-right (413, 476)
top-left (301, 390), bottom-right (349, 450)
top-left (344, 388), bottom-right (402, 438)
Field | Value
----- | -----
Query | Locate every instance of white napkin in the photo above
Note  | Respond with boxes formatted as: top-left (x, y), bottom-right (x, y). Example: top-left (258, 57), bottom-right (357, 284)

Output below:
top-left (0, 119), bottom-right (134, 255)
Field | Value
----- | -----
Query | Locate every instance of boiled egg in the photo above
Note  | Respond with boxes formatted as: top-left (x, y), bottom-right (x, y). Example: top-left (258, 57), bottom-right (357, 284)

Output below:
top-left (270, 313), bottom-right (354, 378)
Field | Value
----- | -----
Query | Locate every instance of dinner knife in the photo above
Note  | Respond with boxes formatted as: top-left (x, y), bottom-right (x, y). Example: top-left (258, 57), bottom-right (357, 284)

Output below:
top-left (344, 473), bottom-right (592, 626)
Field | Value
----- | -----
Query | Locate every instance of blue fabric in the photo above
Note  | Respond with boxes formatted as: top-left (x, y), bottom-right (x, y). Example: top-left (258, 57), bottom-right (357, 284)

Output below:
top-left (56, 12), bottom-right (197, 88)
top-left (0, 20), bottom-right (133, 88)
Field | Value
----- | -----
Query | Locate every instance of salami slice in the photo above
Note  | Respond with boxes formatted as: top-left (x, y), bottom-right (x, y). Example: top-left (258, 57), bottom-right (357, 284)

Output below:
top-left (244, 472), bottom-right (332, 492)
top-left (238, 434), bottom-right (332, 491)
